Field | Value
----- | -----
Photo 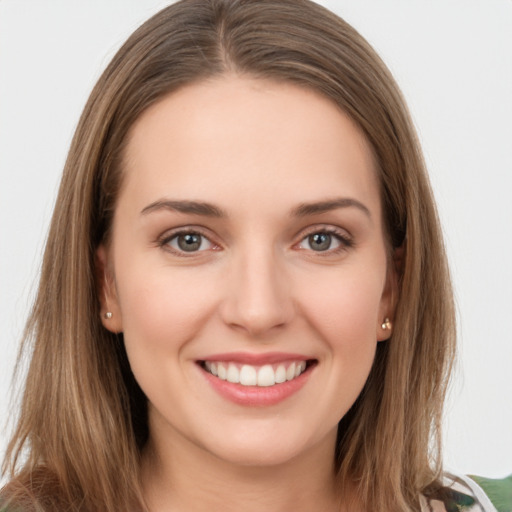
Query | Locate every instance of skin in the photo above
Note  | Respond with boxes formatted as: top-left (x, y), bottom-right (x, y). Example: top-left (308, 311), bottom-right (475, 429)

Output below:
top-left (98, 75), bottom-right (397, 512)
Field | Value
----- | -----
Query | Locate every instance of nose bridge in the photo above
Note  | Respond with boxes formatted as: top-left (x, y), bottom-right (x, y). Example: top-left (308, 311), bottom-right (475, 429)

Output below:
top-left (221, 240), bottom-right (293, 336)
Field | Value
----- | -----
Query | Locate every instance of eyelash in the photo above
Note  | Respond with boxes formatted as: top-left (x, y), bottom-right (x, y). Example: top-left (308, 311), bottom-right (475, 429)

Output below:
top-left (296, 226), bottom-right (354, 255)
top-left (157, 228), bottom-right (218, 256)
top-left (157, 226), bottom-right (354, 256)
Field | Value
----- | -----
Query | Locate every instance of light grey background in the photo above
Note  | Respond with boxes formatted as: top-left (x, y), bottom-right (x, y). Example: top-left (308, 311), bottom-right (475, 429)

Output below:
top-left (1, 0), bottom-right (511, 479)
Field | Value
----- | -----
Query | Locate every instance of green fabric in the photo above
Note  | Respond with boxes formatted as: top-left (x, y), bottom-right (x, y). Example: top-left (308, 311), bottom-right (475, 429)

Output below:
top-left (470, 474), bottom-right (512, 512)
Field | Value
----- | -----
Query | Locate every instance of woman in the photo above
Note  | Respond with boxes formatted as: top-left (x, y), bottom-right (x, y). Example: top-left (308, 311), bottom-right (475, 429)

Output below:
top-left (0, 1), bottom-right (509, 511)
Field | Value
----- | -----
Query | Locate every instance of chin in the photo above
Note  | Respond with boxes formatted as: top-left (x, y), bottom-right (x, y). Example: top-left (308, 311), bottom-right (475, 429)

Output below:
top-left (198, 423), bottom-right (332, 469)
top-left (209, 443), bottom-right (305, 468)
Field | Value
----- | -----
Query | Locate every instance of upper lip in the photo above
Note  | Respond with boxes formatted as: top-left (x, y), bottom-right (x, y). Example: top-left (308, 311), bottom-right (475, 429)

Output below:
top-left (198, 352), bottom-right (314, 365)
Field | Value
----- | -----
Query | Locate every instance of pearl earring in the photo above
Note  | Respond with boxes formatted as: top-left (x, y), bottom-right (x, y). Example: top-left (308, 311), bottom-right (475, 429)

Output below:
top-left (381, 317), bottom-right (392, 330)
top-left (104, 311), bottom-right (113, 319)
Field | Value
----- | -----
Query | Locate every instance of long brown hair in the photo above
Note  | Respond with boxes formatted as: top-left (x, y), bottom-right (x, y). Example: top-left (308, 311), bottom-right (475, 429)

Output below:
top-left (1, 1), bottom-right (455, 510)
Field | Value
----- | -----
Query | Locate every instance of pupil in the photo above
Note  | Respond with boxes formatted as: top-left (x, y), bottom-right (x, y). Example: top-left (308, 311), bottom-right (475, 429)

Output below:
top-left (178, 233), bottom-right (201, 251)
top-left (309, 233), bottom-right (331, 251)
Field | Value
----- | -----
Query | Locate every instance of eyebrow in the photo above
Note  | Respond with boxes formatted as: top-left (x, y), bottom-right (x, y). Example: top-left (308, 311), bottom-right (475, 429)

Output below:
top-left (140, 197), bottom-right (371, 219)
top-left (291, 198), bottom-right (371, 218)
top-left (141, 199), bottom-right (226, 217)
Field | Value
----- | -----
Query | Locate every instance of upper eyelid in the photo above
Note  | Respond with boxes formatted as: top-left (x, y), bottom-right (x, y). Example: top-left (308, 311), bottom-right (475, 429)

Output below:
top-left (297, 224), bottom-right (352, 240)
top-left (158, 225), bottom-right (215, 241)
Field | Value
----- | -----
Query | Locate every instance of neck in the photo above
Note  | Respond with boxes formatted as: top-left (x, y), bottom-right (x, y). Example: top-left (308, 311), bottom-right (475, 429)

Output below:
top-left (141, 427), bottom-right (353, 512)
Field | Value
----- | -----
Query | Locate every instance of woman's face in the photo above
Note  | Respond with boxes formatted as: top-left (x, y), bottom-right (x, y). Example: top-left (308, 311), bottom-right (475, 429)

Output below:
top-left (100, 76), bottom-right (396, 467)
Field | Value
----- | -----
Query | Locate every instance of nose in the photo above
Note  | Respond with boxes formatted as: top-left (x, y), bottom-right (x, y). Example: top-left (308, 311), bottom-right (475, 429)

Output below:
top-left (219, 246), bottom-right (294, 337)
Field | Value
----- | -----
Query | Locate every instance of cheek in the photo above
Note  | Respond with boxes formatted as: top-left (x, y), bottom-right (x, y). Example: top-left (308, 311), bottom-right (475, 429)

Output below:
top-left (297, 266), bottom-right (385, 416)
top-left (114, 262), bottom-right (221, 358)
top-left (297, 263), bottom-right (385, 341)
top-left (113, 263), bottom-right (225, 419)
top-left (266, 270), bottom-right (380, 430)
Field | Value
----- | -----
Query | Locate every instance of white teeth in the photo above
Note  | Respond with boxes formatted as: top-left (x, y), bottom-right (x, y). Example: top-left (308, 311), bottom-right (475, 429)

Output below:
top-left (275, 364), bottom-right (286, 384)
top-left (217, 363), bottom-right (227, 380)
top-left (239, 365), bottom-right (257, 386)
top-left (205, 360), bottom-right (309, 387)
top-left (286, 362), bottom-right (296, 381)
top-left (257, 365), bottom-right (275, 387)
top-left (226, 363), bottom-right (240, 383)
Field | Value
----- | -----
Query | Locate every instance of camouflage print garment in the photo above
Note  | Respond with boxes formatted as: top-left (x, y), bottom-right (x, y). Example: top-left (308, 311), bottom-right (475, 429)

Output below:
top-left (421, 473), bottom-right (512, 512)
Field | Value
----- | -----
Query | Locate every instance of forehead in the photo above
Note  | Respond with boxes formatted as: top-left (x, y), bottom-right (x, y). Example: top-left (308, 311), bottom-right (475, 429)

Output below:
top-left (120, 75), bottom-right (380, 218)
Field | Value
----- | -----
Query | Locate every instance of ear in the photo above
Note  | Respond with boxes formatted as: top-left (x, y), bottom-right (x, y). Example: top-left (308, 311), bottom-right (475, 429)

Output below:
top-left (96, 245), bottom-right (123, 333)
top-left (377, 245), bottom-right (403, 342)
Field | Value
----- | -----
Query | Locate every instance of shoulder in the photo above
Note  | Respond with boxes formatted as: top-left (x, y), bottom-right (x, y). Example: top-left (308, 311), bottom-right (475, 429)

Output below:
top-left (421, 473), bottom-right (512, 512)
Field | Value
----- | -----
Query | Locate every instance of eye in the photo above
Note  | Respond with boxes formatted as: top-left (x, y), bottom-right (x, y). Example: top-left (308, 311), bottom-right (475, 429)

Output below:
top-left (297, 229), bottom-right (352, 253)
top-left (165, 232), bottom-right (214, 253)
top-left (301, 232), bottom-right (339, 252)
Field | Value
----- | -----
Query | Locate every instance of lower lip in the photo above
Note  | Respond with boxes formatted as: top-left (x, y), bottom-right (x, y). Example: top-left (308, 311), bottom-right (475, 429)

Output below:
top-left (199, 364), bottom-right (314, 406)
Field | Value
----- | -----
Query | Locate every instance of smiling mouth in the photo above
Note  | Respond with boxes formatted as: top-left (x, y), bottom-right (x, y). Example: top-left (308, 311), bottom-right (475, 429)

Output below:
top-left (200, 360), bottom-right (316, 387)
